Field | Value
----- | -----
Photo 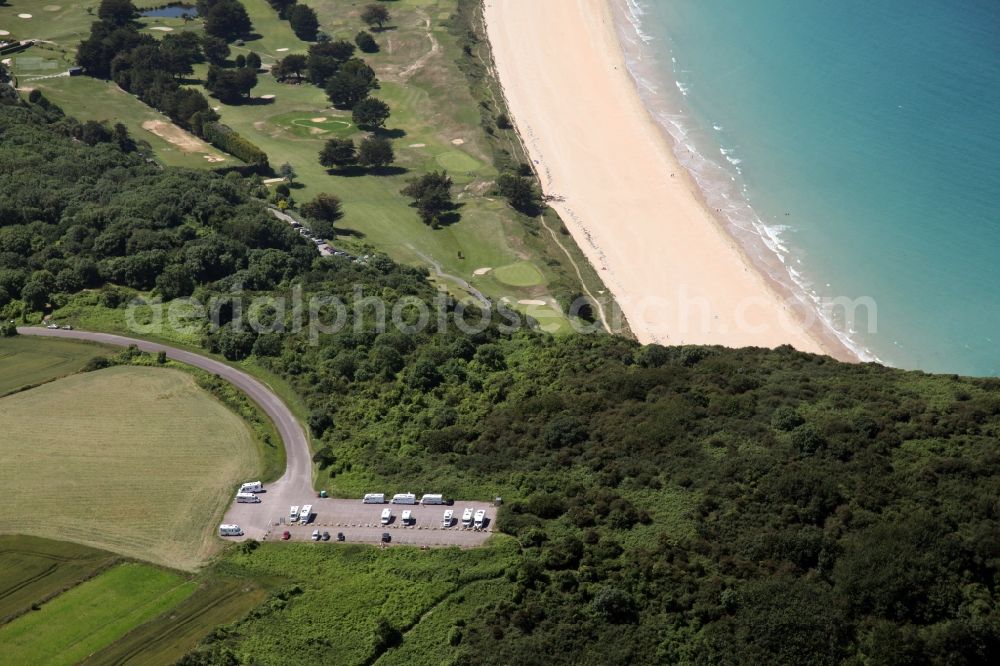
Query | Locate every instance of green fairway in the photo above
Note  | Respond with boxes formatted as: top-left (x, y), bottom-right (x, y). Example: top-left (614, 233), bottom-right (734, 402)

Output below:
top-left (0, 563), bottom-right (196, 666)
top-left (79, 576), bottom-right (270, 666)
top-left (493, 261), bottom-right (546, 287)
top-left (0, 366), bottom-right (263, 570)
top-left (0, 535), bottom-right (118, 625)
top-left (0, 336), bottom-right (110, 396)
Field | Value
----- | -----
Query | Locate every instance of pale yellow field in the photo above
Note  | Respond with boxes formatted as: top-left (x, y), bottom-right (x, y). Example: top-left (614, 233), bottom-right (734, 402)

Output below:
top-left (0, 366), bottom-right (261, 570)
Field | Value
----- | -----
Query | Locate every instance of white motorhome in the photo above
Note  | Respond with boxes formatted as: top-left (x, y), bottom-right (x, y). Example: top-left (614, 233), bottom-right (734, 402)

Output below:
top-left (363, 493), bottom-right (385, 504)
top-left (401, 510), bottom-right (413, 525)
top-left (240, 481), bottom-right (263, 493)
top-left (461, 508), bottom-right (474, 528)
top-left (442, 510), bottom-right (454, 528)
top-left (236, 492), bottom-right (260, 503)
top-left (420, 494), bottom-right (444, 505)
top-left (219, 524), bottom-right (243, 537)
top-left (391, 493), bottom-right (416, 505)
top-left (290, 505), bottom-right (300, 523)
top-left (474, 510), bottom-right (486, 529)
top-left (300, 504), bottom-right (313, 524)
top-left (380, 508), bottom-right (392, 525)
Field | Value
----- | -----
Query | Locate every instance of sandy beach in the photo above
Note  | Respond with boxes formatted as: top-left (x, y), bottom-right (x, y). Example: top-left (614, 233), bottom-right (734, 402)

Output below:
top-left (485, 0), bottom-right (850, 358)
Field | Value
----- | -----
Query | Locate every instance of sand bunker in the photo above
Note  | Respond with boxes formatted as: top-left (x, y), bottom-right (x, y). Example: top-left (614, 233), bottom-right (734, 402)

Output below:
top-left (260, 94), bottom-right (276, 100)
top-left (0, 31), bottom-right (10, 37)
top-left (310, 117), bottom-right (326, 122)
top-left (276, 48), bottom-right (289, 52)
top-left (18, 14), bottom-right (32, 19)
top-left (473, 267), bottom-right (492, 276)
top-left (409, 143), bottom-right (426, 148)
top-left (142, 120), bottom-right (225, 162)
top-left (519, 299), bottom-right (547, 306)
top-left (451, 138), bottom-right (465, 145)
top-left (150, 26), bottom-right (173, 32)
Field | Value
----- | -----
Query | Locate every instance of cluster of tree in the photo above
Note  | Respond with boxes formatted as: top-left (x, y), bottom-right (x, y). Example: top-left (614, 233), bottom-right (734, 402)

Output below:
top-left (201, 122), bottom-right (268, 167)
top-left (318, 135), bottom-right (394, 171)
top-left (0, 104), bottom-right (307, 312)
top-left (196, 0), bottom-right (253, 42)
top-left (205, 64), bottom-right (257, 104)
top-left (497, 170), bottom-right (540, 215)
top-left (77, 0), bottom-right (269, 169)
top-left (401, 172), bottom-right (456, 227)
top-left (265, 0), bottom-right (321, 41)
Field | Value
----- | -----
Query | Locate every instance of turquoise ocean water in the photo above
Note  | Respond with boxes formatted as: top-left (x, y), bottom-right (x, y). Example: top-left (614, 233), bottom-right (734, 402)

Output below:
top-left (615, 0), bottom-right (1000, 376)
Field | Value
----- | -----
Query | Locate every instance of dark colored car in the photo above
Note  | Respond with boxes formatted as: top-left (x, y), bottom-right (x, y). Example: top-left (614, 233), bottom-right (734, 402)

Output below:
top-left (337, 532), bottom-right (345, 542)
top-left (321, 531), bottom-right (331, 541)
top-left (281, 530), bottom-right (291, 540)
top-left (381, 532), bottom-right (391, 543)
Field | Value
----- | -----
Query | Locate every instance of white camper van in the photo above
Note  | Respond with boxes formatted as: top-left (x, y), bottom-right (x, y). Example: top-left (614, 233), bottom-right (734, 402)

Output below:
top-left (442, 509), bottom-right (454, 528)
top-left (401, 510), bottom-right (413, 525)
top-left (236, 492), bottom-right (260, 503)
top-left (290, 505), bottom-right (300, 523)
top-left (219, 524), bottom-right (243, 537)
top-left (380, 508), bottom-right (392, 525)
top-left (461, 507), bottom-right (474, 528)
top-left (420, 494), bottom-right (444, 505)
top-left (240, 481), bottom-right (263, 493)
top-left (363, 493), bottom-right (385, 504)
top-left (474, 510), bottom-right (486, 529)
top-left (391, 493), bottom-right (416, 505)
top-left (300, 504), bottom-right (313, 524)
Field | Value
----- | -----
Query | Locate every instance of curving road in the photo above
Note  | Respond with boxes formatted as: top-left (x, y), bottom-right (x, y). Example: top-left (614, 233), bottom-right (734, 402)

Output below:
top-left (18, 327), bottom-right (314, 540)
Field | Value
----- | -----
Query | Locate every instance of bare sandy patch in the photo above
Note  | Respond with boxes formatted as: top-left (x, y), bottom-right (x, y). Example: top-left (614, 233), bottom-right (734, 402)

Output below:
top-left (142, 120), bottom-right (225, 162)
top-left (451, 138), bottom-right (465, 145)
top-left (260, 94), bottom-right (275, 100)
top-left (262, 177), bottom-right (285, 184)
top-left (0, 31), bottom-right (10, 37)
top-left (518, 299), bottom-right (546, 306)
top-left (149, 26), bottom-right (173, 32)
top-left (310, 117), bottom-right (326, 122)
top-left (473, 267), bottom-right (492, 276)
top-left (17, 14), bottom-right (32, 19)
top-left (276, 48), bottom-right (289, 52)
top-left (409, 143), bottom-right (426, 148)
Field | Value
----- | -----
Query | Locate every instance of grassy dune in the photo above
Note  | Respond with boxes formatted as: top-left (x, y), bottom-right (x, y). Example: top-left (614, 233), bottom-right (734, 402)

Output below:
top-left (0, 366), bottom-right (262, 570)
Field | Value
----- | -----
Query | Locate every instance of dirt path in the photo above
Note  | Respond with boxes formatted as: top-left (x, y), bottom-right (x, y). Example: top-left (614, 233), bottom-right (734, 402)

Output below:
top-left (141, 120), bottom-right (226, 163)
top-left (17, 328), bottom-right (313, 542)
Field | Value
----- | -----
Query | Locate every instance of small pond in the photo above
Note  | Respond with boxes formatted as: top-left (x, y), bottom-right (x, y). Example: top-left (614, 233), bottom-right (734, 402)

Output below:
top-left (140, 4), bottom-right (198, 19)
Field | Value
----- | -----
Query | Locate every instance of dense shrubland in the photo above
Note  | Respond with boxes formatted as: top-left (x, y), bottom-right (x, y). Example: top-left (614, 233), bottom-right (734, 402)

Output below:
top-left (3, 89), bottom-right (1000, 665)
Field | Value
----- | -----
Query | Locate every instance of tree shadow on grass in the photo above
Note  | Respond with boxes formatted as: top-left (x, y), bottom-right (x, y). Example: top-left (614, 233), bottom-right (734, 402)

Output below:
top-left (368, 165), bottom-right (408, 177)
top-left (248, 96), bottom-right (276, 106)
top-left (336, 227), bottom-right (366, 239)
top-left (372, 127), bottom-right (406, 139)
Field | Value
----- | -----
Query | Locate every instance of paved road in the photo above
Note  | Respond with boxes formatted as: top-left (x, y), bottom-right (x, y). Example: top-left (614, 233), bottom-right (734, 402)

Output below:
top-left (17, 327), bottom-right (314, 540)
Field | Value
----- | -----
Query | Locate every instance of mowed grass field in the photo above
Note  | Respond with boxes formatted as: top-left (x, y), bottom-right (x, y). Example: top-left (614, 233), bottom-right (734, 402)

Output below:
top-left (0, 335), bottom-right (110, 396)
top-left (0, 535), bottom-right (118, 624)
top-left (0, 563), bottom-right (196, 666)
top-left (79, 576), bottom-right (270, 666)
top-left (0, 366), bottom-right (262, 570)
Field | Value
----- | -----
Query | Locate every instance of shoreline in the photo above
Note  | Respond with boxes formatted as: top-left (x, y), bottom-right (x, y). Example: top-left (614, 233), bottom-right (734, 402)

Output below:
top-left (484, 0), bottom-right (857, 360)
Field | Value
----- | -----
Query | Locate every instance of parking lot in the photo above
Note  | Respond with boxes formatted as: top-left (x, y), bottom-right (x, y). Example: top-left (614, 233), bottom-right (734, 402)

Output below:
top-left (226, 497), bottom-right (497, 548)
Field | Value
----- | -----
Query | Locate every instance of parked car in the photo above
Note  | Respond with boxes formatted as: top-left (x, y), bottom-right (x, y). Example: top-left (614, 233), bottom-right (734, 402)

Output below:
top-left (281, 530), bottom-right (291, 540)
top-left (311, 529), bottom-right (321, 541)
top-left (337, 532), bottom-right (345, 542)
top-left (62, 325), bottom-right (72, 330)
top-left (381, 532), bottom-right (391, 543)
top-left (321, 531), bottom-right (331, 541)
top-left (46, 323), bottom-right (58, 329)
